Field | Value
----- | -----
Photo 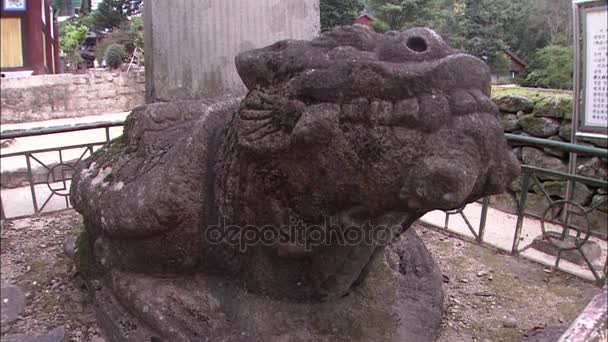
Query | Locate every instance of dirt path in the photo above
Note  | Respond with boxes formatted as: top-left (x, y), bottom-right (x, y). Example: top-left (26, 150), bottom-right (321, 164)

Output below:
top-left (0, 211), bottom-right (599, 341)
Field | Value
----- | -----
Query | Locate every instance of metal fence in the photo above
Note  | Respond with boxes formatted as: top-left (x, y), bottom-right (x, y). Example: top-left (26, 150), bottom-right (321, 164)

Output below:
top-left (439, 133), bottom-right (608, 284)
top-left (1, 121), bottom-right (607, 283)
top-left (0, 120), bottom-right (124, 220)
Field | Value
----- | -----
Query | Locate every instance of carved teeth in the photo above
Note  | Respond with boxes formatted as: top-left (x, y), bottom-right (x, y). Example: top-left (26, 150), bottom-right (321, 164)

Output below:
top-left (417, 93), bottom-right (450, 131)
top-left (245, 121), bottom-right (280, 140)
top-left (393, 97), bottom-right (420, 126)
top-left (340, 97), bottom-right (370, 122)
top-left (239, 109), bottom-right (274, 121)
top-left (370, 101), bottom-right (394, 125)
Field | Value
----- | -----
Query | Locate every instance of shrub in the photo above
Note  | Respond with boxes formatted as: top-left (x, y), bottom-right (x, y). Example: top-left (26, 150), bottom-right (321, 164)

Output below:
top-left (96, 17), bottom-right (144, 64)
top-left (523, 44), bottom-right (573, 90)
top-left (105, 43), bottom-right (128, 69)
top-left (372, 20), bottom-right (390, 33)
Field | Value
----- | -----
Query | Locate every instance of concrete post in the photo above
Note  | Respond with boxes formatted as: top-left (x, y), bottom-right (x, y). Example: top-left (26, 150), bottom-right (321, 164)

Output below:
top-left (144, 0), bottom-right (320, 103)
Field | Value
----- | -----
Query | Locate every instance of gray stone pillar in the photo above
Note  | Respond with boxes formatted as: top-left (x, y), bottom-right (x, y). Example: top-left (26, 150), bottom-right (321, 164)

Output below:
top-left (144, 0), bottom-right (320, 102)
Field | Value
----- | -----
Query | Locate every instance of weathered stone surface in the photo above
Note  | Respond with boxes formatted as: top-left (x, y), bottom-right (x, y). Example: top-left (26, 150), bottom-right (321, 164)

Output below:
top-left (543, 135), bottom-right (568, 159)
top-left (493, 95), bottom-right (534, 113)
top-left (521, 147), bottom-right (568, 180)
top-left (512, 147), bottom-right (522, 160)
top-left (532, 180), bottom-right (593, 205)
top-left (559, 121), bottom-right (572, 141)
top-left (501, 113), bottom-right (520, 132)
top-left (569, 209), bottom-right (608, 236)
top-left (1, 326), bottom-right (65, 342)
top-left (507, 132), bottom-right (535, 147)
top-left (533, 96), bottom-right (572, 119)
top-left (70, 26), bottom-right (519, 341)
top-left (581, 136), bottom-right (608, 148)
top-left (92, 230), bottom-right (444, 342)
top-left (518, 114), bottom-right (561, 137)
top-left (0, 284), bottom-right (26, 325)
top-left (577, 157), bottom-right (608, 181)
top-left (591, 194), bottom-right (608, 212)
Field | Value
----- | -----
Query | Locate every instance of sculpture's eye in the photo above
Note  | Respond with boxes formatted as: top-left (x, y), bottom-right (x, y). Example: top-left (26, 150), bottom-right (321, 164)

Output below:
top-left (406, 36), bottom-right (428, 53)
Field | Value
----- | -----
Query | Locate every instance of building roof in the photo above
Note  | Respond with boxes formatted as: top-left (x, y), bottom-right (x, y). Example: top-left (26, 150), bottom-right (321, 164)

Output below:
top-left (358, 8), bottom-right (376, 21)
top-left (505, 50), bottom-right (527, 67)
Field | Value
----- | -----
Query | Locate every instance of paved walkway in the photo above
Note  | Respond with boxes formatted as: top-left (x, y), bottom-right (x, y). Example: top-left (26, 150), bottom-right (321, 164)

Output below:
top-left (421, 203), bottom-right (607, 282)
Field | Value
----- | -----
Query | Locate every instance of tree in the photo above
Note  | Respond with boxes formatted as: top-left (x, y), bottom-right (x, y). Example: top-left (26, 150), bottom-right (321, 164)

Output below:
top-left (105, 43), bottom-right (128, 69)
top-left (89, 0), bottom-right (144, 31)
top-left (462, 0), bottom-right (515, 72)
top-left (320, 0), bottom-right (364, 31)
top-left (365, 0), bottom-right (446, 30)
top-left (60, 23), bottom-right (89, 72)
top-left (438, 0), bottom-right (466, 50)
top-left (523, 45), bottom-right (573, 89)
top-left (371, 20), bottom-right (390, 33)
top-left (91, 0), bottom-right (124, 30)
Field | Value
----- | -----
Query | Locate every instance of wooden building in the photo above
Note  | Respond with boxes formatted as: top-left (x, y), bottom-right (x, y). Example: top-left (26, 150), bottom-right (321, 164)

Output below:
top-left (1, 0), bottom-right (61, 77)
top-left (354, 8), bottom-right (375, 27)
top-left (505, 50), bottom-right (527, 79)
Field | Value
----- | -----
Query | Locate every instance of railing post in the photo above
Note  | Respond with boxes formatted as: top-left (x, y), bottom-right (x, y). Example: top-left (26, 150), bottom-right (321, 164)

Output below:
top-left (25, 154), bottom-right (40, 215)
top-left (478, 197), bottom-right (489, 243)
top-left (512, 172), bottom-right (531, 254)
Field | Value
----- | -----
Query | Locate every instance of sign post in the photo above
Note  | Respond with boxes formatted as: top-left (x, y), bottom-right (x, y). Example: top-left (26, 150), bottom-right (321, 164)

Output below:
top-left (573, 0), bottom-right (608, 140)
top-left (565, 0), bottom-right (607, 231)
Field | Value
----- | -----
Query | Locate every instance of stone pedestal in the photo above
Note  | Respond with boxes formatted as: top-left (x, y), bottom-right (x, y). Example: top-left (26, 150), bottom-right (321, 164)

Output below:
top-left (89, 230), bottom-right (444, 342)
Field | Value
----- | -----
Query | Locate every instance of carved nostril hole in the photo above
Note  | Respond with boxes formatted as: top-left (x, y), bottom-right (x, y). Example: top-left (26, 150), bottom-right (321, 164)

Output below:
top-left (271, 41), bottom-right (288, 51)
top-left (406, 36), bottom-right (428, 52)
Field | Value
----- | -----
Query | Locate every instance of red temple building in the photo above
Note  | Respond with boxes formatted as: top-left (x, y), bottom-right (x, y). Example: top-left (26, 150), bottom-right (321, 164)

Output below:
top-left (1, 0), bottom-right (61, 77)
top-left (354, 8), bottom-right (375, 27)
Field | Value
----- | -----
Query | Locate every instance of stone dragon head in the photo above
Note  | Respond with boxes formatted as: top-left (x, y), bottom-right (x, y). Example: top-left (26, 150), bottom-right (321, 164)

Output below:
top-left (229, 25), bottom-right (519, 223)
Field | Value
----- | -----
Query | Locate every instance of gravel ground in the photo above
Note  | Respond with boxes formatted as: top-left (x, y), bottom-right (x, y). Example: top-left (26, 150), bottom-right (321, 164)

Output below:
top-left (0, 210), bottom-right (600, 342)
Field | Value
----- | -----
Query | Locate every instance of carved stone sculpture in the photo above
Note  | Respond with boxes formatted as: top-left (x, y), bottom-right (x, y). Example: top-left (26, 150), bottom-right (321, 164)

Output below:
top-left (70, 26), bottom-right (519, 341)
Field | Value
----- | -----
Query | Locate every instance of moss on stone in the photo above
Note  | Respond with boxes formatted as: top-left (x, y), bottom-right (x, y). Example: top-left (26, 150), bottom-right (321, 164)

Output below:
top-left (493, 95), bottom-right (535, 113)
top-left (518, 114), bottom-right (561, 137)
top-left (491, 86), bottom-right (571, 101)
top-left (533, 96), bottom-right (573, 119)
top-left (74, 228), bottom-right (95, 279)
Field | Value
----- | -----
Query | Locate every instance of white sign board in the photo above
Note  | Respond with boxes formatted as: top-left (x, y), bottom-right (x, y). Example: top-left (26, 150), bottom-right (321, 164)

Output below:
top-left (583, 9), bottom-right (608, 129)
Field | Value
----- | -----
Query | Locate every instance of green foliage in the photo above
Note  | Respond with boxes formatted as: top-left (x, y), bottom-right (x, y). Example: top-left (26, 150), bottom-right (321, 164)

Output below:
top-left (60, 23), bottom-right (89, 71)
top-left (88, 0), bottom-right (143, 31)
top-left (371, 20), bottom-right (390, 33)
top-left (489, 52), bottom-right (510, 74)
top-left (105, 43), bottom-right (128, 69)
top-left (96, 16), bottom-right (143, 63)
top-left (523, 45), bottom-right (573, 90)
top-left (502, 0), bottom-right (572, 62)
top-left (367, 0), bottom-right (445, 30)
top-left (74, 227), bottom-right (94, 279)
top-left (320, 0), bottom-right (364, 31)
top-left (91, 0), bottom-right (125, 30)
top-left (463, 0), bottom-right (511, 64)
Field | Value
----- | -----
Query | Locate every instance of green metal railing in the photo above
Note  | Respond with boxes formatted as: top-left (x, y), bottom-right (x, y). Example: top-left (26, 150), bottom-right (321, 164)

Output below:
top-left (439, 133), bottom-right (607, 284)
top-left (0, 121), bottom-right (124, 220)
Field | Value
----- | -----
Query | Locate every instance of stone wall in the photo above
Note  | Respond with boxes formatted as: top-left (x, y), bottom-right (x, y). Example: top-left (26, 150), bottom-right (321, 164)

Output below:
top-left (0, 70), bottom-right (146, 124)
top-left (491, 89), bottom-right (607, 234)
